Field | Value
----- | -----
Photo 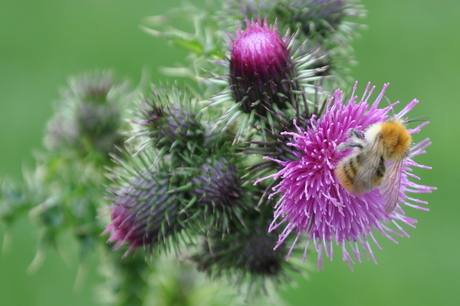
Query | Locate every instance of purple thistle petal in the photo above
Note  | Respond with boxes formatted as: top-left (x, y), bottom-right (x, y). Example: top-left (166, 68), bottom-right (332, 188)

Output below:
top-left (256, 82), bottom-right (436, 270)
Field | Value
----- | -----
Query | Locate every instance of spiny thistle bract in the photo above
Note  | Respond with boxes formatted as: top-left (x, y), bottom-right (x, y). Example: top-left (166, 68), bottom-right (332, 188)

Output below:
top-left (104, 148), bottom-right (253, 254)
top-left (273, 0), bottom-right (366, 87)
top-left (130, 86), bottom-right (228, 163)
top-left (192, 191), bottom-right (302, 296)
top-left (188, 157), bottom-right (247, 232)
top-left (224, 0), bottom-right (362, 40)
top-left (45, 72), bottom-right (128, 160)
top-left (274, 0), bottom-right (365, 42)
top-left (105, 155), bottom-right (190, 256)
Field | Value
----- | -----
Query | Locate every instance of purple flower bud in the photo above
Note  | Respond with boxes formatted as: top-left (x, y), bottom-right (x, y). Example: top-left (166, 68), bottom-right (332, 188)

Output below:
top-left (230, 19), bottom-right (298, 114)
top-left (104, 166), bottom-right (186, 256)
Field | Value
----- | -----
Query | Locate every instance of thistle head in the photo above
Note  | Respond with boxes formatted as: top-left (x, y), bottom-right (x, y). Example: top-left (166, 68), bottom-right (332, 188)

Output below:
top-left (45, 72), bottom-right (128, 160)
top-left (209, 17), bottom-right (326, 140)
top-left (192, 198), bottom-right (301, 295)
top-left (256, 82), bottom-right (436, 270)
top-left (104, 151), bottom-right (189, 256)
top-left (189, 157), bottom-right (245, 231)
top-left (132, 86), bottom-right (222, 161)
top-left (230, 19), bottom-right (298, 115)
top-left (279, 0), bottom-right (347, 40)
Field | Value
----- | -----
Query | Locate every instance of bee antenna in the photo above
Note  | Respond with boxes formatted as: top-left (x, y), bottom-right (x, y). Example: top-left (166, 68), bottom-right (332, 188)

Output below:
top-left (349, 128), bottom-right (364, 139)
top-left (406, 116), bottom-right (430, 123)
top-left (383, 96), bottom-right (397, 117)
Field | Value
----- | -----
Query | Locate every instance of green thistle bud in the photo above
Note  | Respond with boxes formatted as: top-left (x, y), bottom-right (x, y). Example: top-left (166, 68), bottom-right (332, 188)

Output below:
top-left (192, 195), bottom-right (301, 295)
top-left (45, 72), bottom-right (128, 160)
top-left (189, 157), bottom-right (246, 231)
top-left (221, 1), bottom-right (365, 87)
top-left (132, 86), bottom-right (222, 160)
top-left (222, 0), bottom-right (275, 24)
top-left (278, 0), bottom-right (348, 40)
top-left (223, 0), bottom-right (364, 44)
top-left (274, 0), bottom-right (365, 85)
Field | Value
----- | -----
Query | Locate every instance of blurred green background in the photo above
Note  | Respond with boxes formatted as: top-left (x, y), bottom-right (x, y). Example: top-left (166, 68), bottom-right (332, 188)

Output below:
top-left (0, 0), bottom-right (458, 305)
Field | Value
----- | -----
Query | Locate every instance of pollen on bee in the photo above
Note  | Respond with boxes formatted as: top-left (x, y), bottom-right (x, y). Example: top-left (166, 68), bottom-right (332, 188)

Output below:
top-left (379, 119), bottom-right (412, 161)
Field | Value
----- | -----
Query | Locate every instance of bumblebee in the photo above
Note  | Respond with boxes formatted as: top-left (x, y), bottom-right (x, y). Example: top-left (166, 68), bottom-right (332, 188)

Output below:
top-left (336, 118), bottom-right (412, 214)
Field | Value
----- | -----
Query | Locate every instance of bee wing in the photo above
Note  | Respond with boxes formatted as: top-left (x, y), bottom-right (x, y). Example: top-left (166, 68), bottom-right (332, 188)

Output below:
top-left (352, 138), bottom-right (383, 193)
top-left (379, 160), bottom-right (403, 214)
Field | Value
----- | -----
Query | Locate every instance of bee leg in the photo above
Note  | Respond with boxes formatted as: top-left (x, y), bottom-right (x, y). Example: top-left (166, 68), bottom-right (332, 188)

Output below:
top-left (337, 141), bottom-right (364, 151)
top-left (337, 129), bottom-right (366, 151)
top-left (402, 150), bottom-right (411, 159)
top-left (349, 128), bottom-right (365, 139)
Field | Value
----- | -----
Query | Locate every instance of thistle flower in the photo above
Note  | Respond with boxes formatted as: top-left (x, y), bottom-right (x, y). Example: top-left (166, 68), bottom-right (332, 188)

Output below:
top-left (256, 82), bottom-right (435, 270)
